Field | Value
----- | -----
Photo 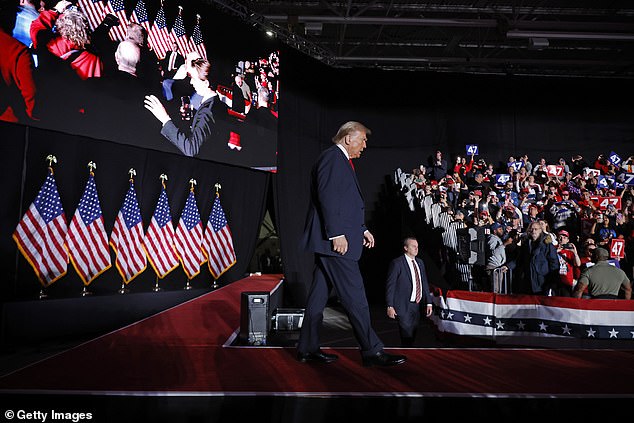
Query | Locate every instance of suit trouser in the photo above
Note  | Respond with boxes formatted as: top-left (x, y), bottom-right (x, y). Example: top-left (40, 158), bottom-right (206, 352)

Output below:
top-left (297, 254), bottom-right (384, 357)
top-left (397, 302), bottom-right (421, 346)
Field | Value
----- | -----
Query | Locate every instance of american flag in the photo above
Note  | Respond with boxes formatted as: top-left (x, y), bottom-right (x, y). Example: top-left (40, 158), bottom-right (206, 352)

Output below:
top-left (203, 194), bottom-right (236, 279)
top-left (171, 10), bottom-right (191, 57)
top-left (13, 169), bottom-right (68, 287)
top-left (189, 18), bottom-right (207, 59)
top-left (148, 5), bottom-right (171, 60)
top-left (67, 173), bottom-right (111, 285)
top-left (77, 0), bottom-right (106, 32)
top-left (104, 0), bottom-right (129, 42)
top-left (143, 185), bottom-right (179, 278)
top-left (130, 0), bottom-right (150, 32)
top-left (110, 180), bottom-right (147, 284)
top-left (175, 189), bottom-right (204, 280)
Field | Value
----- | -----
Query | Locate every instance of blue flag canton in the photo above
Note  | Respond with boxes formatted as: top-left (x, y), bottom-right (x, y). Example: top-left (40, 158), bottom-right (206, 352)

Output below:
top-left (77, 175), bottom-right (103, 224)
top-left (192, 24), bottom-right (203, 45)
top-left (173, 15), bottom-right (186, 37)
top-left (110, 0), bottom-right (125, 13)
top-left (154, 188), bottom-right (172, 228)
top-left (155, 7), bottom-right (167, 29)
top-left (133, 0), bottom-right (148, 23)
top-left (181, 192), bottom-right (201, 231)
top-left (122, 183), bottom-right (142, 230)
top-left (210, 197), bottom-right (228, 232)
top-left (33, 172), bottom-right (64, 223)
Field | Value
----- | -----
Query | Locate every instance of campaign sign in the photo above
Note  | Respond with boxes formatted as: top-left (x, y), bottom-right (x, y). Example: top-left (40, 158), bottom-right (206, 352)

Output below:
top-left (590, 196), bottom-right (621, 210)
top-left (597, 175), bottom-right (615, 189)
top-left (495, 174), bottom-right (511, 185)
top-left (585, 168), bottom-right (601, 178)
top-left (546, 165), bottom-right (564, 177)
top-left (508, 161), bottom-right (523, 172)
top-left (466, 144), bottom-right (479, 155)
top-left (608, 151), bottom-right (622, 167)
top-left (610, 238), bottom-right (625, 259)
top-left (617, 172), bottom-right (634, 186)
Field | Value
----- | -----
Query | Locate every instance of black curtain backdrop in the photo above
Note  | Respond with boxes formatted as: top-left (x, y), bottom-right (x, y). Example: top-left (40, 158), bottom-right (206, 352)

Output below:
top-left (275, 47), bottom-right (634, 306)
top-left (0, 120), bottom-right (269, 301)
top-left (2, 4), bottom-right (634, 311)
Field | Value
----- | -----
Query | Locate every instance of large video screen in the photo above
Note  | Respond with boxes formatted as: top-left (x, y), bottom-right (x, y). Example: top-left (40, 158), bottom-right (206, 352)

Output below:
top-left (0, 0), bottom-right (279, 172)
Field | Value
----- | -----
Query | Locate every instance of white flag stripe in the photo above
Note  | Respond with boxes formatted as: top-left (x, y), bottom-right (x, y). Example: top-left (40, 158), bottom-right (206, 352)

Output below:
top-left (144, 222), bottom-right (178, 276)
top-left (68, 214), bottom-right (110, 283)
top-left (17, 208), bottom-right (67, 274)
top-left (15, 216), bottom-right (66, 281)
top-left (495, 303), bottom-right (634, 326)
top-left (207, 228), bottom-right (233, 269)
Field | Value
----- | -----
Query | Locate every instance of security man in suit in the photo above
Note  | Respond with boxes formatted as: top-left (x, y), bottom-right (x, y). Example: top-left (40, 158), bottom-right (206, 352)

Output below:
top-left (386, 237), bottom-right (433, 347)
top-left (297, 121), bottom-right (407, 367)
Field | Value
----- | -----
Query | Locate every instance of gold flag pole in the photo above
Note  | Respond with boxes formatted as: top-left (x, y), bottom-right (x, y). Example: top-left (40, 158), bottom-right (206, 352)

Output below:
top-left (81, 161), bottom-right (97, 297)
top-left (38, 155), bottom-right (58, 300)
top-left (153, 174), bottom-right (169, 292)
top-left (118, 168), bottom-right (137, 294)
top-left (211, 183), bottom-right (222, 290)
top-left (184, 178), bottom-right (197, 290)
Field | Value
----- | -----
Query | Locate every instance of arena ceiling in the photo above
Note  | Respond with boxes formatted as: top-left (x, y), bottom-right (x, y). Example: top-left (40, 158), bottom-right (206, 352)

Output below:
top-left (209, 0), bottom-right (634, 79)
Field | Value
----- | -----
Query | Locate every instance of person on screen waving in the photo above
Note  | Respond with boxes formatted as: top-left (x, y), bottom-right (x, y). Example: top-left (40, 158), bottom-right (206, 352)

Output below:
top-left (144, 58), bottom-right (217, 157)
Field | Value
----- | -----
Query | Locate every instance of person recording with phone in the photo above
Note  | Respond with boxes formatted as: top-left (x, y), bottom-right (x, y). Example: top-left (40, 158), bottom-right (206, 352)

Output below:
top-left (144, 58), bottom-right (217, 157)
top-left (555, 230), bottom-right (581, 296)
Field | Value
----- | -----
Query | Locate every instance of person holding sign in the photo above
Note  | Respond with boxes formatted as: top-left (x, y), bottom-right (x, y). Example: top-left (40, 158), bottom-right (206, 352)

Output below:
top-left (573, 248), bottom-right (631, 300)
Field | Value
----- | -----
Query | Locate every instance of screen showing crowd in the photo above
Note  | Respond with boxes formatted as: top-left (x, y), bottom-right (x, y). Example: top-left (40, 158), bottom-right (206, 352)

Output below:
top-left (0, 0), bottom-right (279, 172)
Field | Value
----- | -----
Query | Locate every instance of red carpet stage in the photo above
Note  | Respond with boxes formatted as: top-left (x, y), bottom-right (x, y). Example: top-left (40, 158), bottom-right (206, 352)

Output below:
top-left (1, 274), bottom-right (632, 421)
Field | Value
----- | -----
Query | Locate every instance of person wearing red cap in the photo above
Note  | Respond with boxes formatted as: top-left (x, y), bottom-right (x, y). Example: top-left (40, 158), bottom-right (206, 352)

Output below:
top-left (555, 230), bottom-right (581, 296)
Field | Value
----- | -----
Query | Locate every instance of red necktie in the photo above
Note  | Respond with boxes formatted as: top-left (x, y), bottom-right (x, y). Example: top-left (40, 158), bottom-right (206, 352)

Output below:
top-left (349, 159), bottom-right (355, 171)
top-left (412, 260), bottom-right (422, 303)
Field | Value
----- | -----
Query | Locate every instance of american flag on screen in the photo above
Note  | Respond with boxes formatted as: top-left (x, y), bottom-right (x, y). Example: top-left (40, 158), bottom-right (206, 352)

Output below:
top-left (171, 9), bottom-right (191, 57)
top-left (67, 172), bottom-right (111, 285)
top-left (175, 187), bottom-right (204, 280)
top-left (13, 168), bottom-right (68, 287)
top-left (110, 179), bottom-right (147, 284)
top-left (148, 5), bottom-right (171, 60)
top-left (189, 16), bottom-right (207, 59)
top-left (104, 0), bottom-right (129, 42)
top-left (130, 0), bottom-right (150, 32)
top-left (143, 184), bottom-right (179, 278)
top-left (77, 0), bottom-right (106, 31)
top-left (203, 194), bottom-right (236, 279)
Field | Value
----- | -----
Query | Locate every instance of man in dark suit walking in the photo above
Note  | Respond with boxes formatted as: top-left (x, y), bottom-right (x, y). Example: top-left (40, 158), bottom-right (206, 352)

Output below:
top-left (386, 237), bottom-right (433, 347)
top-left (297, 121), bottom-right (407, 367)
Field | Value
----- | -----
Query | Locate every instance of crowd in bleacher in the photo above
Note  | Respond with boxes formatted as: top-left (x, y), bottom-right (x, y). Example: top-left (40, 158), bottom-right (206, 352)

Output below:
top-left (395, 150), bottom-right (634, 300)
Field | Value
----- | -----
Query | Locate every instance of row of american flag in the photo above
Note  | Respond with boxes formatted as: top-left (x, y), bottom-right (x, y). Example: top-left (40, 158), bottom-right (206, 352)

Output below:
top-left (13, 164), bottom-right (236, 288)
top-left (78, 0), bottom-right (207, 60)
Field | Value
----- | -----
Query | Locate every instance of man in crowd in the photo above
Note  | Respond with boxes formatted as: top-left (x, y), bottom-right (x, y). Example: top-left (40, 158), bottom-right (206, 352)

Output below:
top-left (573, 247), bottom-right (631, 299)
top-left (508, 221), bottom-right (559, 295)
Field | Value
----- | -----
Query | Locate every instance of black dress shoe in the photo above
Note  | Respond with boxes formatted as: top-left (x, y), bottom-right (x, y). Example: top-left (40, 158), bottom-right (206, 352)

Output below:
top-left (297, 350), bottom-right (339, 364)
top-left (362, 351), bottom-right (407, 367)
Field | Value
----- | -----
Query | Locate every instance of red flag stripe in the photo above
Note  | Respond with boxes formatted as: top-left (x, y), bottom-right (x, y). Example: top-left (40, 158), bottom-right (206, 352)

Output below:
top-left (15, 208), bottom-right (67, 279)
top-left (144, 218), bottom-right (179, 277)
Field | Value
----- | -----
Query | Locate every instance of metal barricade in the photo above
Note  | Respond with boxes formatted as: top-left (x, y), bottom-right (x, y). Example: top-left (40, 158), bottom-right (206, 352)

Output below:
top-left (491, 267), bottom-right (512, 294)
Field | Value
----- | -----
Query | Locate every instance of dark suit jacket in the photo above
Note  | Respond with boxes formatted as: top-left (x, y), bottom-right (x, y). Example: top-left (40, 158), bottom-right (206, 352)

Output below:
top-left (160, 95), bottom-right (216, 157)
top-left (302, 144), bottom-right (367, 261)
top-left (386, 255), bottom-right (431, 314)
top-left (160, 50), bottom-right (184, 78)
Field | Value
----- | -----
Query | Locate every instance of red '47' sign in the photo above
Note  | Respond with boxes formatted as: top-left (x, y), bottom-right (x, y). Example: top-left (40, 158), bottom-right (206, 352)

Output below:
top-left (610, 238), bottom-right (625, 259)
top-left (589, 196), bottom-right (622, 210)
